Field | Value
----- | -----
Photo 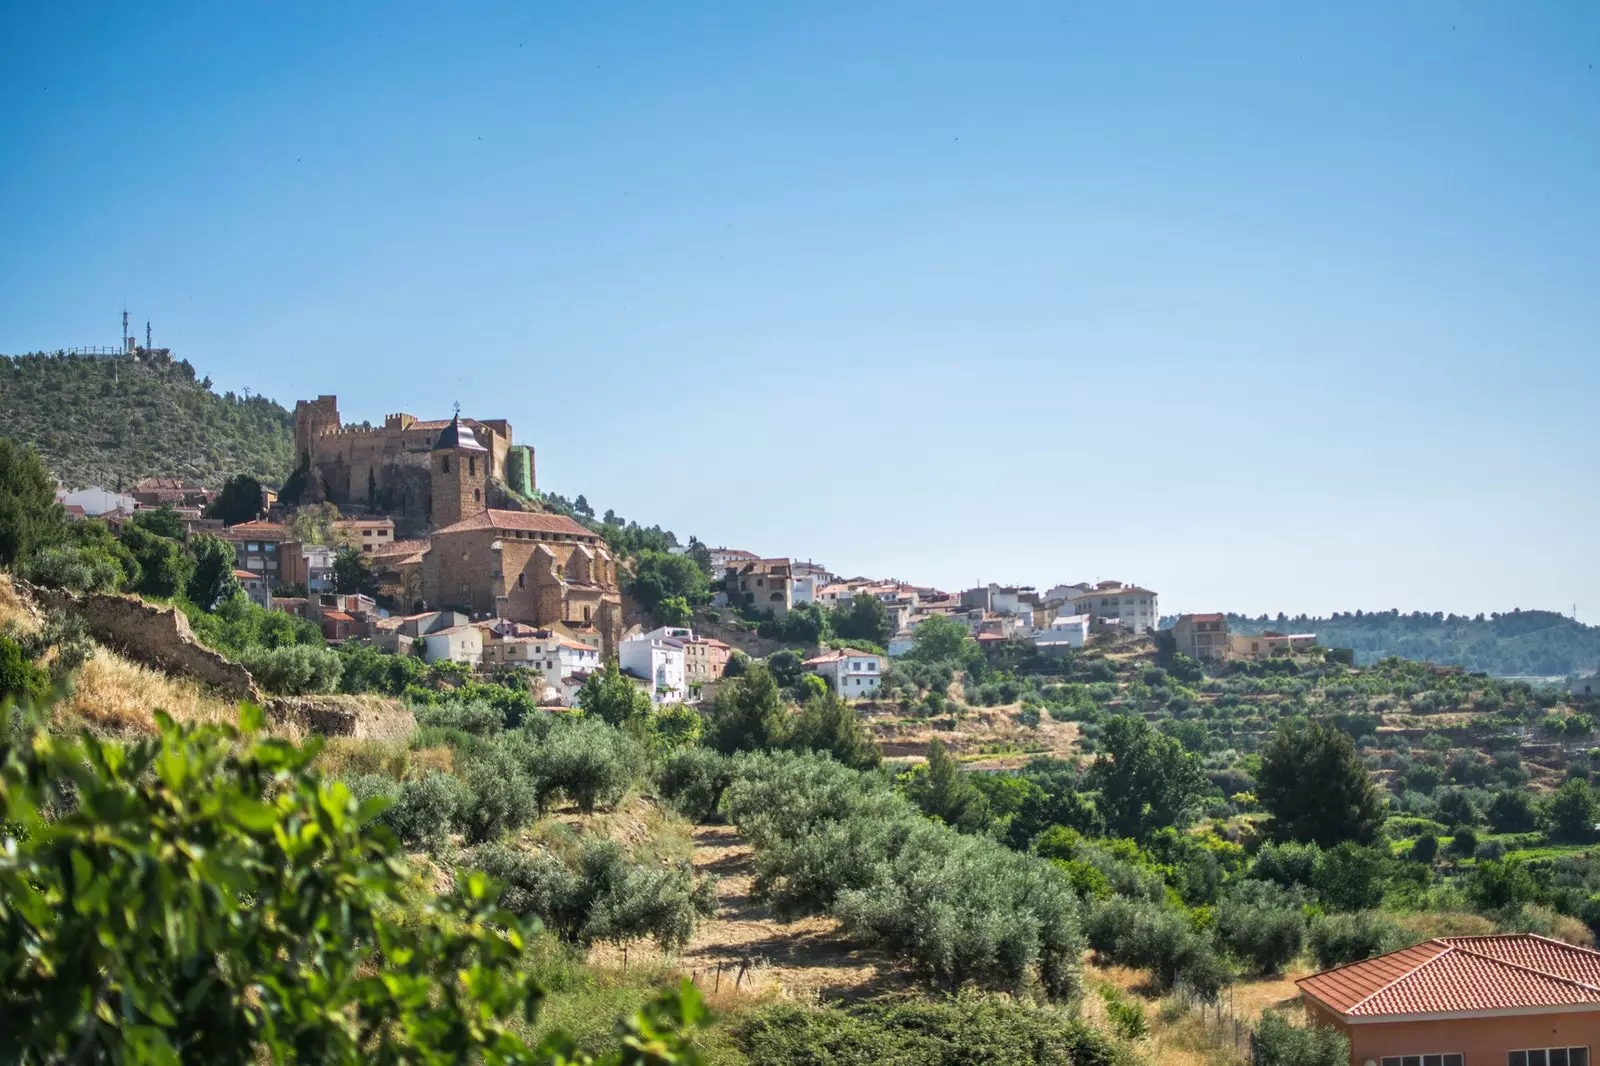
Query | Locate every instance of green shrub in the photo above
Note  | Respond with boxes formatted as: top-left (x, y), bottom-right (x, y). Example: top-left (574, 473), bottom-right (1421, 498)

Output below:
top-left (1249, 841), bottom-right (1322, 888)
top-left (386, 771), bottom-right (472, 847)
top-left (458, 745), bottom-right (539, 843)
top-left (472, 839), bottom-right (715, 950)
top-left (17, 544), bottom-right (125, 593)
top-left (237, 644), bottom-right (343, 695)
top-left (415, 699), bottom-right (504, 736)
top-left (658, 747), bottom-right (734, 822)
top-left (1253, 1011), bottom-right (1348, 1066)
top-left (0, 634), bottom-right (51, 705)
top-left (1098, 986), bottom-right (1149, 1040)
top-left (529, 717), bottom-right (642, 813)
top-left (1084, 896), bottom-right (1228, 996)
top-left (1214, 882), bottom-right (1305, 975)
top-left (1307, 911), bottom-right (1413, 969)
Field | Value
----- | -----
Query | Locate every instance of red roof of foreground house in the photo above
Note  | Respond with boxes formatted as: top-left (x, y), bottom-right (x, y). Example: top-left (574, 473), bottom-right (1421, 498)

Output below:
top-left (1298, 935), bottom-right (1600, 1020)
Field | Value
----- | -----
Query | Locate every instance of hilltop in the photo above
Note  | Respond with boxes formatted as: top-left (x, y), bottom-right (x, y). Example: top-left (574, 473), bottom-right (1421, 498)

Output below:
top-left (0, 351), bottom-right (294, 489)
top-left (1225, 609), bottom-right (1600, 677)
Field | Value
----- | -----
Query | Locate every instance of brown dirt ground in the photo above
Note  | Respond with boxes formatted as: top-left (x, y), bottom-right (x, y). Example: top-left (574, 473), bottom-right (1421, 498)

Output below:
top-left (589, 823), bottom-right (908, 1002)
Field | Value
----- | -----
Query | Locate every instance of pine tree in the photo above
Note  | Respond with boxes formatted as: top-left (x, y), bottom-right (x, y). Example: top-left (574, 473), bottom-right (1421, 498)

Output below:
top-left (1257, 719), bottom-right (1386, 847)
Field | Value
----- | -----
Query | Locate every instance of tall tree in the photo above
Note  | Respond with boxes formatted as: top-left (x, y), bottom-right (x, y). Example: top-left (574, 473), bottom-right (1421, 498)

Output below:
top-left (908, 738), bottom-right (989, 832)
top-left (118, 524), bottom-right (195, 599)
top-left (186, 533), bottom-right (243, 609)
top-left (834, 594), bottom-right (892, 647)
top-left (206, 474), bottom-right (264, 526)
top-left (578, 658), bottom-right (653, 728)
top-left (1546, 777), bottom-right (1597, 842)
top-left (0, 439), bottom-right (64, 566)
top-left (1256, 719), bottom-right (1386, 847)
top-left (907, 613), bottom-right (972, 663)
top-left (130, 504), bottom-right (186, 541)
top-left (704, 666), bottom-right (788, 754)
top-left (332, 545), bottom-right (378, 595)
top-left (1085, 715), bottom-right (1208, 840)
top-left (787, 689), bottom-right (881, 770)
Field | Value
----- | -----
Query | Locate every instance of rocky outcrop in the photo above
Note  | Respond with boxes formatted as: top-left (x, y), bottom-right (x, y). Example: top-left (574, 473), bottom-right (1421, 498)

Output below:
top-left (267, 697), bottom-right (415, 741)
top-left (30, 586), bottom-right (260, 702)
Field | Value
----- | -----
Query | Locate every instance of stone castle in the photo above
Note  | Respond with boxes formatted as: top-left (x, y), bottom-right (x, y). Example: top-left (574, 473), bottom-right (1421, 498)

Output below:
top-left (293, 395), bottom-right (621, 653)
top-left (293, 395), bottom-right (531, 523)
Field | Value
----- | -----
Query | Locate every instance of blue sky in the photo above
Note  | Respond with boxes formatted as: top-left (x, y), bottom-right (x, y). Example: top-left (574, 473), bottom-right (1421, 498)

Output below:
top-left (2, 3), bottom-right (1596, 620)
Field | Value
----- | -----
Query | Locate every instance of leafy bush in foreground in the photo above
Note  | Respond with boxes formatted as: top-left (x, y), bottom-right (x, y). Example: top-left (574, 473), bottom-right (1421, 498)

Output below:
top-left (0, 704), bottom-right (705, 1064)
top-left (658, 747), bottom-right (734, 822)
top-left (1253, 1011), bottom-right (1349, 1066)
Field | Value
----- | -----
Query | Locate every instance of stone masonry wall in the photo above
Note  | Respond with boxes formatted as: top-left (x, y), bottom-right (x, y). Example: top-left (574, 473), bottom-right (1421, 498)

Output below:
top-left (31, 587), bottom-right (260, 702)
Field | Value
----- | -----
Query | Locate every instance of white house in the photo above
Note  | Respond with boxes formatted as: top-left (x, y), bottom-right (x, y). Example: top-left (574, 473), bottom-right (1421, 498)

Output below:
top-left (804, 648), bottom-right (884, 698)
top-left (1035, 613), bottom-right (1090, 653)
top-left (620, 635), bottom-right (687, 704)
top-left (1574, 674), bottom-right (1600, 699)
top-left (421, 624), bottom-right (484, 666)
top-left (57, 486), bottom-right (137, 520)
top-left (1067, 583), bottom-right (1159, 634)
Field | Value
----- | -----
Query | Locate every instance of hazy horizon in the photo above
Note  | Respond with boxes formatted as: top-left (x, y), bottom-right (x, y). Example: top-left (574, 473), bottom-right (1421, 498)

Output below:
top-left (3, 3), bottom-right (1596, 622)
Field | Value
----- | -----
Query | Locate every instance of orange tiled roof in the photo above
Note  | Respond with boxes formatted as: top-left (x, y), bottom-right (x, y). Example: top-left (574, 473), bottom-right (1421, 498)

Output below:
top-left (1298, 935), bottom-right (1600, 1019)
top-left (1181, 613), bottom-right (1226, 623)
top-left (433, 509), bottom-right (596, 539)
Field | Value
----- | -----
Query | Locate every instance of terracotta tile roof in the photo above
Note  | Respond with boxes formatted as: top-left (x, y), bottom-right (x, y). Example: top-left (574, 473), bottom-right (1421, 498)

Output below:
top-left (1180, 613), bottom-right (1226, 623)
top-left (432, 509), bottom-right (596, 539)
top-left (322, 611), bottom-right (355, 623)
top-left (803, 649), bottom-right (883, 666)
top-left (1298, 935), bottom-right (1600, 1019)
top-left (369, 538), bottom-right (429, 559)
top-left (232, 569), bottom-right (257, 580)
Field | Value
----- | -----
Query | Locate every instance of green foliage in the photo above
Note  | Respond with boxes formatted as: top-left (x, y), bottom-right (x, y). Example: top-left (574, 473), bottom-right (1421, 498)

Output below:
top-left (907, 613), bottom-right (978, 664)
top-left (1253, 1011), bottom-right (1349, 1066)
top-left (832, 594), bottom-right (892, 647)
top-left (459, 742), bottom-right (541, 843)
top-left (0, 635), bottom-right (51, 706)
top-left (332, 544), bottom-right (379, 595)
top-left (1307, 910), bottom-right (1414, 968)
top-left (1468, 859), bottom-right (1540, 912)
top-left (186, 531), bottom-right (242, 608)
top-left (657, 747), bottom-right (735, 822)
top-left (382, 770), bottom-right (472, 846)
top-left (1256, 718), bottom-right (1385, 847)
top-left (722, 751), bottom-right (1085, 998)
top-left (781, 601), bottom-right (828, 644)
top-left (630, 551), bottom-right (709, 616)
top-left (206, 473), bottom-right (264, 525)
top-left (473, 839), bottom-right (715, 949)
top-left (529, 717), bottom-right (645, 813)
top-left (787, 689), bottom-right (881, 770)
top-left (736, 992), bottom-right (1130, 1066)
top-left (1098, 986), bottom-right (1150, 1041)
top-left (1545, 778), bottom-right (1597, 842)
top-left (656, 596), bottom-right (692, 626)
top-left (1086, 715), bottom-right (1208, 840)
top-left (1250, 841), bottom-right (1322, 889)
top-left (1083, 896), bottom-right (1228, 996)
top-left (1213, 881), bottom-right (1305, 974)
top-left (1489, 788), bottom-right (1540, 833)
top-left (0, 438), bottom-right (65, 566)
top-left (17, 542), bottom-right (126, 593)
top-left (1313, 843), bottom-right (1388, 912)
top-left (579, 659), bottom-right (653, 729)
top-left (907, 737), bottom-right (989, 832)
top-left (236, 643), bottom-right (344, 695)
top-left (766, 649), bottom-right (806, 690)
top-left (1409, 833), bottom-right (1440, 863)
top-left (183, 592), bottom-right (324, 657)
top-left (129, 503), bottom-right (187, 541)
top-left (648, 702), bottom-right (704, 753)
top-left (0, 704), bottom-right (706, 1065)
top-left (704, 666), bottom-right (788, 754)
top-left (118, 522), bottom-right (194, 598)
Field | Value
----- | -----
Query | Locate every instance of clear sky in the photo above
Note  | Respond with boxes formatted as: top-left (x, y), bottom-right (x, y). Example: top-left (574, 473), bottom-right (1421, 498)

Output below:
top-left (2, 3), bottom-right (1596, 620)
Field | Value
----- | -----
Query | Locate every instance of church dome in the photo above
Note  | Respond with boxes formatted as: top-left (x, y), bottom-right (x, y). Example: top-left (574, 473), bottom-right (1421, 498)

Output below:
top-left (433, 413), bottom-right (488, 452)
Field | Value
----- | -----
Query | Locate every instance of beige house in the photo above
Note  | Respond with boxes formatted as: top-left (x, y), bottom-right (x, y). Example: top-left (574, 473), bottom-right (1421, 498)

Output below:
top-left (1172, 613), bottom-right (1229, 662)
top-left (1230, 630), bottom-right (1317, 659)
top-left (724, 558), bottom-right (793, 620)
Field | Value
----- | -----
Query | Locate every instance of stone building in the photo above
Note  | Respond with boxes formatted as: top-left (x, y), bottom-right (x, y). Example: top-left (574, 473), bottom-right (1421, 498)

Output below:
top-left (419, 508), bottom-right (623, 655)
top-left (292, 395), bottom-right (525, 523)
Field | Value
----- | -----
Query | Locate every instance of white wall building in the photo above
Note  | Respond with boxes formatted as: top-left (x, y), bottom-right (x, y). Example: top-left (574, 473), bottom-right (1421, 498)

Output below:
top-left (421, 625), bottom-right (484, 665)
top-left (620, 635), bottom-right (687, 704)
top-left (1574, 674), bottom-right (1600, 699)
top-left (1036, 613), bottom-right (1090, 650)
top-left (804, 648), bottom-right (883, 698)
top-left (1067, 584), bottom-right (1159, 634)
top-left (57, 486), bottom-right (137, 519)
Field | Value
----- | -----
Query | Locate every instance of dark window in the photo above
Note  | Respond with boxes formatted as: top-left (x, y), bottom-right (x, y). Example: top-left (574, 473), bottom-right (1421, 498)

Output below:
top-left (473, 488), bottom-right (480, 502)
top-left (517, 573), bottom-right (525, 588)
top-left (441, 457), bottom-right (450, 474)
top-left (469, 456), bottom-right (475, 476)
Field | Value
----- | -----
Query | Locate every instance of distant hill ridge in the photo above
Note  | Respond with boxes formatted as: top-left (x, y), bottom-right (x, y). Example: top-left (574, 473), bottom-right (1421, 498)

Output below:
top-left (0, 351), bottom-right (293, 489)
top-left (1220, 609), bottom-right (1600, 677)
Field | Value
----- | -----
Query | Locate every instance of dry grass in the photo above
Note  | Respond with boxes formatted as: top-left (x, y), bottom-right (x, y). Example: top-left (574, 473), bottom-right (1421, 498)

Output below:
top-left (1393, 910), bottom-right (1496, 939)
top-left (1086, 960), bottom-right (1306, 1066)
top-left (0, 573), bottom-right (41, 635)
top-left (314, 736), bottom-right (412, 780)
top-left (56, 650), bottom-right (241, 736)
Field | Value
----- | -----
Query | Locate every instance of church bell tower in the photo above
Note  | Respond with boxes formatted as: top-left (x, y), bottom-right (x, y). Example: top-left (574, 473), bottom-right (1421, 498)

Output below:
top-left (431, 411), bottom-right (489, 529)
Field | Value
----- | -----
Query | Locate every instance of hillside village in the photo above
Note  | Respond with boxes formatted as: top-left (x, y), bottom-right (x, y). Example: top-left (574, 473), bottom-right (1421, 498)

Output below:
top-left (12, 362), bottom-right (1600, 1066)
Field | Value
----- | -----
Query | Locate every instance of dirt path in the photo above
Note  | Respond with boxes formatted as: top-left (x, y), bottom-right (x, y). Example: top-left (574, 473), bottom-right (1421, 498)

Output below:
top-left (591, 823), bottom-right (904, 1000)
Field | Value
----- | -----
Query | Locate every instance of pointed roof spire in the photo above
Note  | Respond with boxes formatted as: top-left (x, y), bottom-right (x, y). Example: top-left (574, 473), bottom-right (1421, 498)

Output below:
top-left (433, 410), bottom-right (487, 452)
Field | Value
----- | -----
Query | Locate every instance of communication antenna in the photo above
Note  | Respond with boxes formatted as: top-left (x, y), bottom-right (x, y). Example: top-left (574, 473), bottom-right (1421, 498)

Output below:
top-left (121, 308), bottom-right (129, 352)
top-left (145, 321), bottom-right (151, 350)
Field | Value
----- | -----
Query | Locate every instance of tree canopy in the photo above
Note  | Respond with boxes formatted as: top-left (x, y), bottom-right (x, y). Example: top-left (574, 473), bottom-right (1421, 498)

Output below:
top-left (206, 473), bottom-right (264, 526)
top-left (1256, 719), bottom-right (1386, 847)
top-left (1085, 715), bottom-right (1207, 840)
top-left (0, 439), bottom-right (64, 566)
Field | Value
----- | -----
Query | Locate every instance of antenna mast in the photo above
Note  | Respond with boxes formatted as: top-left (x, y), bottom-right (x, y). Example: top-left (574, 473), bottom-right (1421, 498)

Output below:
top-left (145, 321), bottom-right (151, 350)
top-left (121, 308), bottom-right (129, 352)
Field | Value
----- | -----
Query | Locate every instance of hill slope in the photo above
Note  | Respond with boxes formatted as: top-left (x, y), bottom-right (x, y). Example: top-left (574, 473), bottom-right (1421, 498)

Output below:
top-left (0, 352), bottom-right (293, 488)
top-left (1226, 609), bottom-right (1600, 676)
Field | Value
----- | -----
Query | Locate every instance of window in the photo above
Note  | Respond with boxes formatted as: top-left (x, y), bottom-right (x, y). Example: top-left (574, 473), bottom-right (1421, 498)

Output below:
top-left (1383, 1056), bottom-right (1464, 1066)
top-left (1510, 1051), bottom-right (1589, 1066)
top-left (473, 488), bottom-right (481, 502)
top-left (441, 457), bottom-right (450, 474)
top-left (469, 456), bottom-right (476, 476)
top-left (517, 573), bottom-right (525, 588)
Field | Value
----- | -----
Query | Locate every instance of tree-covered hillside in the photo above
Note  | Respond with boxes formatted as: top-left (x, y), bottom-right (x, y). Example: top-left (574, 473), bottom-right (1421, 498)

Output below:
top-left (0, 352), bottom-right (294, 489)
top-left (1225, 609), bottom-right (1600, 677)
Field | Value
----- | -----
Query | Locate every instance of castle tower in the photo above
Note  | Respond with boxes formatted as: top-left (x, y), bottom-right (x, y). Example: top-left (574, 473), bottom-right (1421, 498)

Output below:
top-left (431, 413), bottom-right (488, 529)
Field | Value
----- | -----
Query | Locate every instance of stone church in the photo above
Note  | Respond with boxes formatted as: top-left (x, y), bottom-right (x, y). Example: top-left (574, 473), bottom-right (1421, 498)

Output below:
top-left (294, 397), bottom-right (622, 653)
